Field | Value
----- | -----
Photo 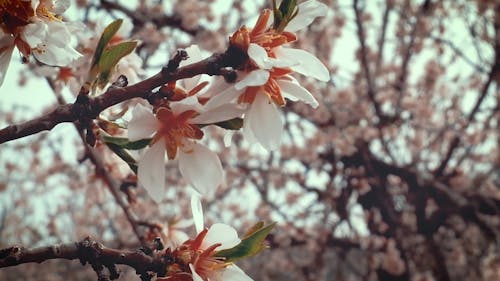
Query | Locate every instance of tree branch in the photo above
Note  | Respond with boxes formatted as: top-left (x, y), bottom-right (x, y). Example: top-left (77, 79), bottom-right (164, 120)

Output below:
top-left (0, 46), bottom-right (246, 144)
top-left (0, 237), bottom-right (166, 280)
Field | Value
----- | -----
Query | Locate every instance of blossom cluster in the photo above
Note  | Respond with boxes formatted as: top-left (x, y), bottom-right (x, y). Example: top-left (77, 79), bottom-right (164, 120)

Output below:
top-left (128, 0), bottom-right (330, 202)
top-left (127, 2), bottom-right (330, 280)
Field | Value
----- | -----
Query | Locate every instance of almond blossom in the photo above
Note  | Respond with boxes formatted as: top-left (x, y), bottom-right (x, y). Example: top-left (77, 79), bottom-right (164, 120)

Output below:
top-left (33, 18), bottom-right (145, 94)
top-left (128, 94), bottom-right (243, 202)
top-left (204, 0), bottom-right (329, 150)
top-left (0, 0), bottom-right (81, 86)
top-left (160, 194), bottom-right (252, 281)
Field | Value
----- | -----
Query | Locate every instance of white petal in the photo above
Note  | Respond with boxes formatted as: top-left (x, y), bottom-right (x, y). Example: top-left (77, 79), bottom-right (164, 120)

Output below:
top-left (128, 104), bottom-right (161, 141)
top-left (277, 80), bottom-right (319, 108)
top-left (189, 264), bottom-right (204, 281)
top-left (235, 69), bottom-right (269, 90)
top-left (204, 85), bottom-right (243, 111)
top-left (202, 223), bottom-right (241, 250)
top-left (285, 0), bottom-right (329, 32)
top-left (248, 43), bottom-right (269, 69)
top-left (21, 22), bottom-right (47, 47)
top-left (248, 43), bottom-right (295, 69)
top-left (45, 21), bottom-right (72, 47)
top-left (242, 115), bottom-right (258, 145)
top-left (246, 94), bottom-right (283, 150)
top-left (22, 22), bottom-right (81, 66)
top-left (33, 44), bottom-right (81, 66)
top-left (219, 265), bottom-right (254, 281)
top-left (170, 95), bottom-right (203, 115)
top-left (178, 143), bottom-right (224, 195)
top-left (53, 0), bottom-right (71, 14)
top-left (274, 47), bottom-right (330, 82)
top-left (138, 141), bottom-right (166, 203)
top-left (0, 36), bottom-right (15, 87)
top-left (191, 104), bottom-right (244, 124)
top-left (191, 193), bottom-right (204, 234)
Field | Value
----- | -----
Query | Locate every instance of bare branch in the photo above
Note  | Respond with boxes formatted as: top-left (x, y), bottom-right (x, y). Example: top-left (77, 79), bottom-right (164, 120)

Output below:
top-left (0, 237), bottom-right (165, 279)
top-left (0, 46), bottom-right (246, 144)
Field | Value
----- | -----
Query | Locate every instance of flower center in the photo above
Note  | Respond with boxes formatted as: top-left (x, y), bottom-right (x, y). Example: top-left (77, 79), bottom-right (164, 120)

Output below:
top-left (238, 67), bottom-right (292, 106)
top-left (154, 108), bottom-right (203, 159)
top-left (230, 9), bottom-right (297, 53)
top-left (0, 0), bottom-right (35, 34)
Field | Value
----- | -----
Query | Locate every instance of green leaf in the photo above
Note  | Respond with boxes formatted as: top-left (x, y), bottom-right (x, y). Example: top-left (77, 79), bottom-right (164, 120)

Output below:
top-left (102, 135), bottom-right (151, 150)
top-left (214, 118), bottom-right (244, 130)
top-left (273, 0), bottom-right (298, 31)
top-left (91, 19), bottom-right (123, 71)
top-left (215, 222), bottom-right (276, 262)
top-left (279, 0), bottom-right (297, 19)
top-left (105, 143), bottom-right (138, 174)
top-left (95, 41), bottom-right (138, 89)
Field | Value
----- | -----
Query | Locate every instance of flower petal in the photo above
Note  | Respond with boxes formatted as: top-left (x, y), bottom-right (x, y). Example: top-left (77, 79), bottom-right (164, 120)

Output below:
top-left (191, 103), bottom-right (245, 124)
top-left (219, 265), bottom-right (254, 281)
top-left (170, 95), bottom-right (203, 115)
top-left (21, 22), bottom-right (47, 47)
top-left (277, 79), bottom-right (319, 108)
top-left (0, 35), bottom-right (15, 87)
top-left (191, 193), bottom-right (204, 234)
top-left (246, 93), bottom-right (283, 150)
top-left (138, 141), bottom-right (166, 203)
top-left (53, 0), bottom-right (71, 14)
top-left (285, 0), bottom-right (328, 32)
top-left (235, 69), bottom-right (269, 90)
top-left (204, 85), bottom-right (243, 111)
top-left (22, 21), bottom-right (81, 66)
top-left (178, 142), bottom-right (224, 195)
top-left (248, 43), bottom-right (269, 69)
top-left (274, 47), bottom-right (330, 82)
top-left (248, 43), bottom-right (295, 69)
top-left (128, 104), bottom-right (161, 141)
top-left (202, 223), bottom-right (241, 250)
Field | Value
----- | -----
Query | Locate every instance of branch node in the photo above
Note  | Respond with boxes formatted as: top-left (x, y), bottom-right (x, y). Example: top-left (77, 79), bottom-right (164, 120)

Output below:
top-left (163, 49), bottom-right (189, 74)
top-left (77, 237), bottom-right (103, 266)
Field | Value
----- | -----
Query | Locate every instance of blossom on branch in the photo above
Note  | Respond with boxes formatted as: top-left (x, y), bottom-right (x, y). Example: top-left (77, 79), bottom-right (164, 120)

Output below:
top-left (160, 195), bottom-right (252, 281)
top-left (204, 0), bottom-right (329, 150)
top-left (128, 94), bottom-right (242, 202)
top-left (54, 18), bottom-right (144, 94)
top-left (0, 0), bottom-right (81, 86)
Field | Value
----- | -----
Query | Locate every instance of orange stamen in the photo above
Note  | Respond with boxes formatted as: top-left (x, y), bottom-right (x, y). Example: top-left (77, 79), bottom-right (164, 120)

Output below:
top-left (154, 108), bottom-right (203, 159)
top-left (238, 67), bottom-right (292, 107)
